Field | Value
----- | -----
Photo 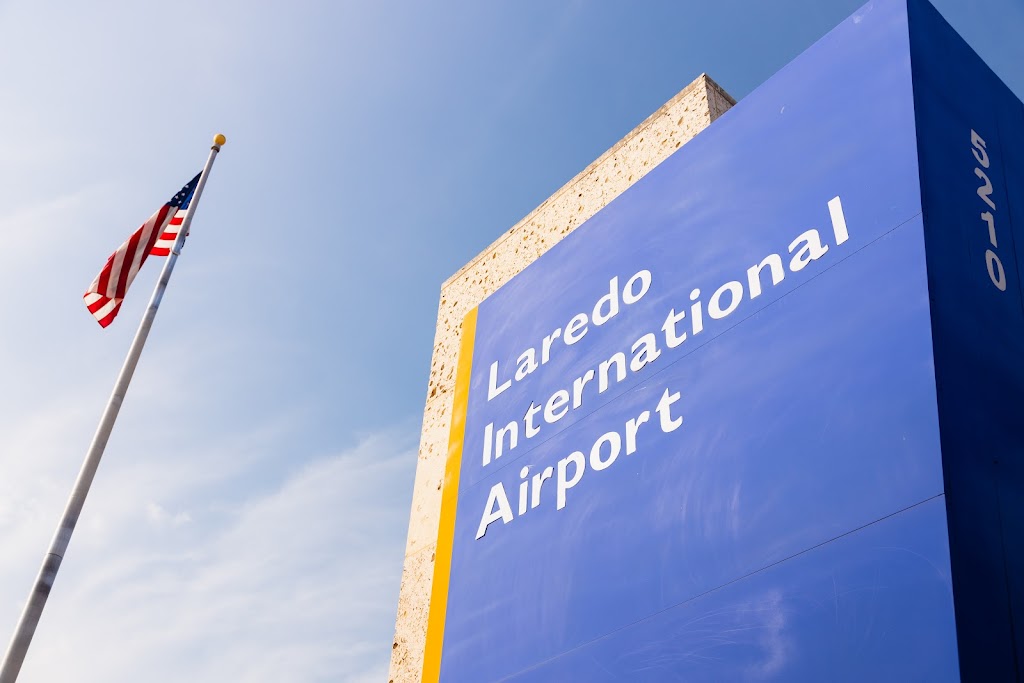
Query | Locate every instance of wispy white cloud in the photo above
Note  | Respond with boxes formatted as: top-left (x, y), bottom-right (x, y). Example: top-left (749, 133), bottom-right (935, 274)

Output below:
top-left (0, 424), bottom-right (416, 682)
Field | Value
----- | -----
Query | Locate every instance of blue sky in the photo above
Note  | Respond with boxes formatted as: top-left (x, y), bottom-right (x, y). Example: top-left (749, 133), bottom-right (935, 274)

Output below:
top-left (0, 0), bottom-right (1021, 681)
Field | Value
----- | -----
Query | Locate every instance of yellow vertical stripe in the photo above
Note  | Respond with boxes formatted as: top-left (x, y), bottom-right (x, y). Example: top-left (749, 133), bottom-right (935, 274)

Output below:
top-left (422, 306), bottom-right (477, 683)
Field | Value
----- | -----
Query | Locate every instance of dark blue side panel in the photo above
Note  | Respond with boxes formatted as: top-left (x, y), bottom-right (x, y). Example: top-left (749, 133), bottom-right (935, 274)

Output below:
top-left (909, 0), bottom-right (1024, 678)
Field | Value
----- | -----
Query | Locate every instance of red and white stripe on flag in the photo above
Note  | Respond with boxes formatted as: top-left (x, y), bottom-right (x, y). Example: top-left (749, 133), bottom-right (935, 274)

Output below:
top-left (83, 173), bottom-right (200, 328)
top-left (83, 204), bottom-right (175, 328)
top-left (150, 208), bottom-right (187, 257)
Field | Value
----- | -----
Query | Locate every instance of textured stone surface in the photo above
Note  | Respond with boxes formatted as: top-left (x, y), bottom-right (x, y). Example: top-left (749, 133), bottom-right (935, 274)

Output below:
top-left (390, 74), bottom-right (734, 682)
top-left (403, 395), bottom-right (451, 557)
top-left (389, 543), bottom-right (435, 683)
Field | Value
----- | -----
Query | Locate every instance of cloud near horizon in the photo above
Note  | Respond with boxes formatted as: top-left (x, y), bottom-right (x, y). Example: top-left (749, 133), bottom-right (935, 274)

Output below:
top-left (0, 423), bottom-right (416, 682)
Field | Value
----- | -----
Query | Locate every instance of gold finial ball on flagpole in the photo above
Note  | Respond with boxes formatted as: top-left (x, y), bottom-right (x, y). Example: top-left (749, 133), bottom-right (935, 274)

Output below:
top-left (213, 133), bottom-right (227, 146)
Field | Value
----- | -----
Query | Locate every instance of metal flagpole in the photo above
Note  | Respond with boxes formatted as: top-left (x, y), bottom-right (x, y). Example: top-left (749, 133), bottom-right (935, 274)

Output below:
top-left (0, 134), bottom-right (226, 683)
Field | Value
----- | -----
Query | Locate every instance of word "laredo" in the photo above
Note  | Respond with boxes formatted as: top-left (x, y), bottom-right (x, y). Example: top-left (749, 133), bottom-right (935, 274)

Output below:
top-left (486, 270), bottom-right (652, 401)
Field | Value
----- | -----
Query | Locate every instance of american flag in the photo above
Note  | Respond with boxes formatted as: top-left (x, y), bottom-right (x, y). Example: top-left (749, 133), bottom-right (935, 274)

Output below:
top-left (83, 173), bottom-right (201, 328)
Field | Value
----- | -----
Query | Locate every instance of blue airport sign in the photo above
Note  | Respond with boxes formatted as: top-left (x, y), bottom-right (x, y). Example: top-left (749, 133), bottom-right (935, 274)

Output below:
top-left (426, 0), bottom-right (1024, 679)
